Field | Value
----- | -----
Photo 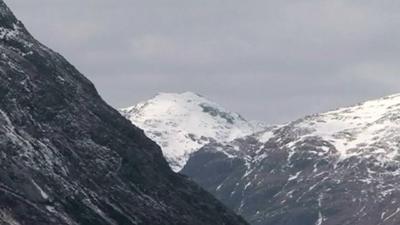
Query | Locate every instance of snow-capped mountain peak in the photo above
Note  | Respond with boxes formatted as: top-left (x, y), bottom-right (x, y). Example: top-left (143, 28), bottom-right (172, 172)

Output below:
top-left (121, 92), bottom-right (264, 171)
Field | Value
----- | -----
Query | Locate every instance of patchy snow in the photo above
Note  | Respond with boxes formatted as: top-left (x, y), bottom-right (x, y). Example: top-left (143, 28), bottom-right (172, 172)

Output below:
top-left (383, 208), bottom-right (400, 222)
top-left (0, 23), bottom-right (19, 40)
top-left (286, 93), bottom-right (400, 161)
top-left (31, 179), bottom-right (49, 200)
top-left (258, 131), bottom-right (274, 143)
top-left (121, 92), bottom-right (265, 171)
top-left (288, 171), bottom-right (301, 181)
top-left (0, 209), bottom-right (21, 225)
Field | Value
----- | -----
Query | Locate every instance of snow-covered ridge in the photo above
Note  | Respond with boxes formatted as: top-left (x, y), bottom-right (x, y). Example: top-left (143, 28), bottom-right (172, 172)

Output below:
top-left (242, 93), bottom-right (400, 164)
top-left (120, 92), bottom-right (265, 171)
top-left (287, 93), bottom-right (400, 160)
top-left (122, 91), bottom-right (400, 172)
top-left (208, 93), bottom-right (400, 174)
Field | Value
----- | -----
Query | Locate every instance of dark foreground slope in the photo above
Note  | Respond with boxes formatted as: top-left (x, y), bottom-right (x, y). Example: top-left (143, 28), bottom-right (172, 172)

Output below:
top-left (0, 2), bottom-right (248, 225)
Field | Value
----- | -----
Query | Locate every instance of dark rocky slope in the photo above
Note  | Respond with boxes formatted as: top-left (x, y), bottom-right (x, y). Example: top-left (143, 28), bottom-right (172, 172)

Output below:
top-left (0, 1), bottom-right (248, 225)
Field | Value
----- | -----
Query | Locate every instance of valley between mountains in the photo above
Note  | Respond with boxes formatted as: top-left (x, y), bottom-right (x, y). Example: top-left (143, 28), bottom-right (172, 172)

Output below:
top-left (123, 92), bottom-right (400, 225)
top-left (1, 0), bottom-right (399, 224)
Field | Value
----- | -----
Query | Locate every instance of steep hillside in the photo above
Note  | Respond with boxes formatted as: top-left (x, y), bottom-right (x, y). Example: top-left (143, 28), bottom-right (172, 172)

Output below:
top-left (0, 2), bottom-right (248, 225)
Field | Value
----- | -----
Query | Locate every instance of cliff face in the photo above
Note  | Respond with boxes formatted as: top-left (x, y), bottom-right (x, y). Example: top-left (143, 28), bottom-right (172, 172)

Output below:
top-left (0, 2), bottom-right (248, 225)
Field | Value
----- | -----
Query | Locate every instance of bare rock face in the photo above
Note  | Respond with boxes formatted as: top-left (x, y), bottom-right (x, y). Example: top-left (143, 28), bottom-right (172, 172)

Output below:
top-left (182, 95), bottom-right (400, 225)
top-left (0, 2), bottom-right (248, 225)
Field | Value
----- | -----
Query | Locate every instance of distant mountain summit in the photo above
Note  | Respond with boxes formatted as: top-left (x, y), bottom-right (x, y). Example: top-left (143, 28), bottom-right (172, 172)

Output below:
top-left (121, 92), bottom-right (265, 171)
top-left (182, 93), bottom-right (400, 225)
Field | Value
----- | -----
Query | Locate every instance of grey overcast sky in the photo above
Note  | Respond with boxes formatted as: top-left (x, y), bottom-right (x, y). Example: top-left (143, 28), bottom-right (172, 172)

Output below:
top-left (5, 0), bottom-right (400, 123)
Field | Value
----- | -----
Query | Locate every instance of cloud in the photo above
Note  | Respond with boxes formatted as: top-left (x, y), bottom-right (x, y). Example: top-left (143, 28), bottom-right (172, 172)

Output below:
top-left (5, 0), bottom-right (400, 123)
